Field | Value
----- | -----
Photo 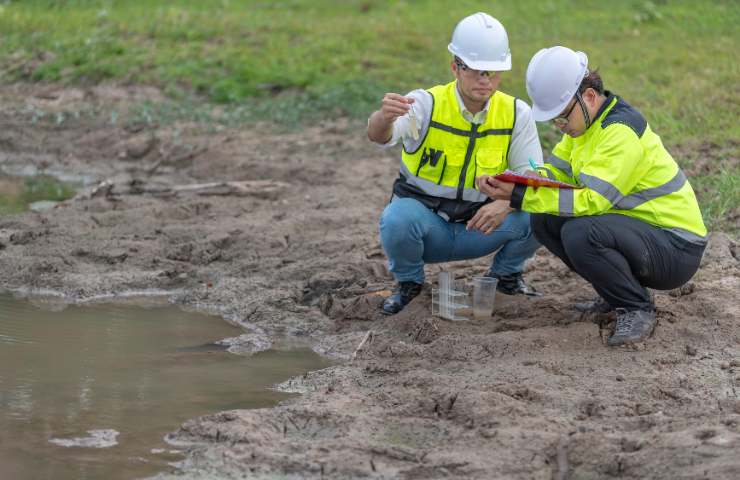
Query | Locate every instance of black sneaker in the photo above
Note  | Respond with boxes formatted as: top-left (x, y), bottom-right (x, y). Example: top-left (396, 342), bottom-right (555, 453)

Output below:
top-left (381, 281), bottom-right (423, 315)
top-left (486, 271), bottom-right (541, 297)
top-left (607, 308), bottom-right (657, 346)
top-left (574, 297), bottom-right (613, 314)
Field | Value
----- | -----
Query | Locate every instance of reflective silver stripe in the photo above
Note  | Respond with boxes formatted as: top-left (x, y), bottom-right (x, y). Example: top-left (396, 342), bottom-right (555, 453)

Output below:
top-left (578, 172), bottom-right (623, 205)
top-left (615, 170), bottom-right (687, 210)
top-left (665, 227), bottom-right (707, 245)
top-left (399, 162), bottom-right (488, 203)
top-left (545, 154), bottom-right (573, 178)
top-left (559, 188), bottom-right (574, 216)
top-left (573, 168), bottom-right (689, 213)
top-left (462, 188), bottom-right (488, 203)
top-left (399, 162), bottom-right (457, 199)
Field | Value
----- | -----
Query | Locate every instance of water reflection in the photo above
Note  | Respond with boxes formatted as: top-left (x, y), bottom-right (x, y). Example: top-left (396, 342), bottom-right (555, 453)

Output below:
top-left (0, 294), bottom-right (331, 479)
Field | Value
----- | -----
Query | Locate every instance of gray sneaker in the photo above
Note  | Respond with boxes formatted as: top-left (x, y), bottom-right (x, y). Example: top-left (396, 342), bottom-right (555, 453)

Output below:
top-left (607, 308), bottom-right (657, 346)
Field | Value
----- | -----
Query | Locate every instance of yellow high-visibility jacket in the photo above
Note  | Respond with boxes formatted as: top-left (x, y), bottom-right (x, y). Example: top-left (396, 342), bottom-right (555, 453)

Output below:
top-left (515, 93), bottom-right (706, 242)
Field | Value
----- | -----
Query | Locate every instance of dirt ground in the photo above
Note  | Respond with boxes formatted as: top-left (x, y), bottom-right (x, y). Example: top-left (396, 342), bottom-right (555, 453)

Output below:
top-left (1, 85), bottom-right (738, 480)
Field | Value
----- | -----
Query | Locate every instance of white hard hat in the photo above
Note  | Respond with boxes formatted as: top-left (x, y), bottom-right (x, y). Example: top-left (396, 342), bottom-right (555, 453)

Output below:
top-left (447, 12), bottom-right (511, 71)
top-left (526, 46), bottom-right (589, 121)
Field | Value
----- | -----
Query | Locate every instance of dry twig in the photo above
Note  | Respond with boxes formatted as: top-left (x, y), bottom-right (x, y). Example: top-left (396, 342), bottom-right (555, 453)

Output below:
top-left (351, 330), bottom-right (374, 361)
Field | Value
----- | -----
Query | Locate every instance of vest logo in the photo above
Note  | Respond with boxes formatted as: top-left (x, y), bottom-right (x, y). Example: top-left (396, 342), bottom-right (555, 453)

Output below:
top-left (419, 147), bottom-right (444, 169)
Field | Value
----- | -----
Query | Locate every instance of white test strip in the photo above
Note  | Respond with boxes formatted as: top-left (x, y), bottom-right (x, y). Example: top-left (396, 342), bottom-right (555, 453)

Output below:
top-left (408, 105), bottom-right (419, 140)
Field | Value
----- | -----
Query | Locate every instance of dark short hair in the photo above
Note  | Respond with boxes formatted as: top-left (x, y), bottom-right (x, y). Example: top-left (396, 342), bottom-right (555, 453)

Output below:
top-left (578, 69), bottom-right (605, 95)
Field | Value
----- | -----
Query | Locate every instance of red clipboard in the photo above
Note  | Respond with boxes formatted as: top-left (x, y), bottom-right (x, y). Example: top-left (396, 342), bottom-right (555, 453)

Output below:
top-left (492, 170), bottom-right (581, 189)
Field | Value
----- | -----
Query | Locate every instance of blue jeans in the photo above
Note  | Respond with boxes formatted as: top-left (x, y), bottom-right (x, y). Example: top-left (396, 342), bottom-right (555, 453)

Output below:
top-left (379, 197), bottom-right (540, 284)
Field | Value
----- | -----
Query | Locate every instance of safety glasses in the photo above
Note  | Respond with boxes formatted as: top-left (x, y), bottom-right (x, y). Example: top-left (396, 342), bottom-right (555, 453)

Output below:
top-left (454, 58), bottom-right (498, 79)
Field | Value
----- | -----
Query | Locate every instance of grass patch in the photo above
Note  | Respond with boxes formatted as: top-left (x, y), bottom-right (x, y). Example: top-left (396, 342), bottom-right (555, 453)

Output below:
top-left (0, 175), bottom-right (77, 215)
top-left (2, 1), bottom-right (737, 142)
top-left (691, 167), bottom-right (740, 235)
top-left (0, 0), bottom-right (737, 231)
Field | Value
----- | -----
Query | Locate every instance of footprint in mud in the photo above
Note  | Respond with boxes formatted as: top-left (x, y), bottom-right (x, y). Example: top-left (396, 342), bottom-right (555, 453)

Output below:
top-left (72, 248), bottom-right (128, 265)
top-left (9, 228), bottom-right (50, 245)
top-left (695, 429), bottom-right (717, 441)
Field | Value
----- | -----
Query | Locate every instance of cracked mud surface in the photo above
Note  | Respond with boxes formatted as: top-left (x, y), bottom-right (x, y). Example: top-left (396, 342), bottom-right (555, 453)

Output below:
top-left (1, 85), bottom-right (739, 479)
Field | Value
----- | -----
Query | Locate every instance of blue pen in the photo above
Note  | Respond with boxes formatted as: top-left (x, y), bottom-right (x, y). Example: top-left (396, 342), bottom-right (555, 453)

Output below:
top-left (528, 157), bottom-right (538, 171)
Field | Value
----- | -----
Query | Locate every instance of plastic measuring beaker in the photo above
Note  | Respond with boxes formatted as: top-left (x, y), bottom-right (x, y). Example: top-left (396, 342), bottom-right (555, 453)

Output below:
top-left (472, 276), bottom-right (498, 320)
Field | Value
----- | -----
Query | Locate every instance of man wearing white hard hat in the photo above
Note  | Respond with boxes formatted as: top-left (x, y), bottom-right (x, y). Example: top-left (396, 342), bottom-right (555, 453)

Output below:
top-left (478, 46), bottom-right (707, 346)
top-left (367, 12), bottom-right (543, 315)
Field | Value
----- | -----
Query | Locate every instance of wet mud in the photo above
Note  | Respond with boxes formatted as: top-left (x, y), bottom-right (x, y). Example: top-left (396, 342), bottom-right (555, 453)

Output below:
top-left (0, 85), bottom-right (738, 479)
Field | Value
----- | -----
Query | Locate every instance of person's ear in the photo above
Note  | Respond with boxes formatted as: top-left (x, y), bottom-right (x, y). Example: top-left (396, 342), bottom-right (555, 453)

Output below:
top-left (584, 88), bottom-right (597, 106)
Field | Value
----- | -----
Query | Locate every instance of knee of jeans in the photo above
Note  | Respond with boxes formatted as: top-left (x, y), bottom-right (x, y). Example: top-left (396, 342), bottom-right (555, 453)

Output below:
top-left (505, 211), bottom-right (533, 239)
top-left (380, 198), bottom-right (424, 235)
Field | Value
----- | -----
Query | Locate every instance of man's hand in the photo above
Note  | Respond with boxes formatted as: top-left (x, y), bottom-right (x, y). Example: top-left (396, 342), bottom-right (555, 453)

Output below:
top-left (367, 93), bottom-right (415, 143)
top-left (476, 175), bottom-right (515, 201)
top-left (467, 200), bottom-right (512, 235)
top-left (378, 93), bottom-right (415, 122)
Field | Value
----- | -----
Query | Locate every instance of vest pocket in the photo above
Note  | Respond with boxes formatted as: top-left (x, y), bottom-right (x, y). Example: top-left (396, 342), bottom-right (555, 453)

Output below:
top-left (475, 148), bottom-right (506, 178)
top-left (438, 148), bottom-right (465, 186)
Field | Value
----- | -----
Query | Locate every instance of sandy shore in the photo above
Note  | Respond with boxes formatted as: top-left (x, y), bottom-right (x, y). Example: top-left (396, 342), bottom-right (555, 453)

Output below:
top-left (1, 85), bottom-right (738, 479)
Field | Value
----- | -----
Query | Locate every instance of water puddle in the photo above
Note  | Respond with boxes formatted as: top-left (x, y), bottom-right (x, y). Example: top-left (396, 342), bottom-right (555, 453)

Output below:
top-left (0, 294), bottom-right (331, 479)
top-left (0, 173), bottom-right (76, 214)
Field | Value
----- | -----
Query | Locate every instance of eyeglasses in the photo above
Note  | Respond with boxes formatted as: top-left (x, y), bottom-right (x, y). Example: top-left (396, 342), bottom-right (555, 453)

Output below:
top-left (552, 98), bottom-right (578, 127)
top-left (454, 59), bottom-right (498, 79)
top-left (552, 91), bottom-right (590, 128)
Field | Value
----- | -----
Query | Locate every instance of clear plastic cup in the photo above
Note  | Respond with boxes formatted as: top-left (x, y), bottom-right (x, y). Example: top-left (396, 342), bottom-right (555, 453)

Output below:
top-left (472, 276), bottom-right (498, 320)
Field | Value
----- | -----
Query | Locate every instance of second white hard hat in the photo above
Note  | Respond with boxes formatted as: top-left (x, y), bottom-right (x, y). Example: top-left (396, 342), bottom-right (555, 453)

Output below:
top-left (526, 46), bottom-right (589, 122)
top-left (448, 12), bottom-right (511, 71)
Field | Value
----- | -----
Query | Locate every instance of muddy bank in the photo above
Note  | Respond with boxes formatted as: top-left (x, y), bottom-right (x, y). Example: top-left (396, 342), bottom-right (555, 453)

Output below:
top-left (1, 85), bottom-right (738, 479)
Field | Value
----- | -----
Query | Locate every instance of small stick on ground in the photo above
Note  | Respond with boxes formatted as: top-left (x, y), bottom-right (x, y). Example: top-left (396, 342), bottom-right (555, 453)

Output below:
top-left (351, 330), bottom-right (374, 361)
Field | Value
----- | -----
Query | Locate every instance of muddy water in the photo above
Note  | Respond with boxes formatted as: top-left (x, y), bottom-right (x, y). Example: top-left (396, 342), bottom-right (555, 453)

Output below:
top-left (0, 174), bottom-right (76, 214)
top-left (0, 294), bottom-right (332, 480)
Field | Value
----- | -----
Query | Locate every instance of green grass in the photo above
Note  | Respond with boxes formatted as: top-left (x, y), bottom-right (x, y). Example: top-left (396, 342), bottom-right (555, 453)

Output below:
top-left (691, 167), bottom-right (740, 234)
top-left (0, 0), bottom-right (738, 232)
top-left (0, 175), bottom-right (77, 214)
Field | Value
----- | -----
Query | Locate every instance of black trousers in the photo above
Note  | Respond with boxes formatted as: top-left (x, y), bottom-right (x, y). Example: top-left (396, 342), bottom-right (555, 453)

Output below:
top-left (530, 214), bottom-right (706, 310)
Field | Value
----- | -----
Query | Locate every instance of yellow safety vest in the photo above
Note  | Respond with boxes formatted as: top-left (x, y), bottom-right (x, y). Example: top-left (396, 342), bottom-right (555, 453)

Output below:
top-left (393, 81), bottom-right (516, 222)
top-left (526, 93), bottom-right (706, 241)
